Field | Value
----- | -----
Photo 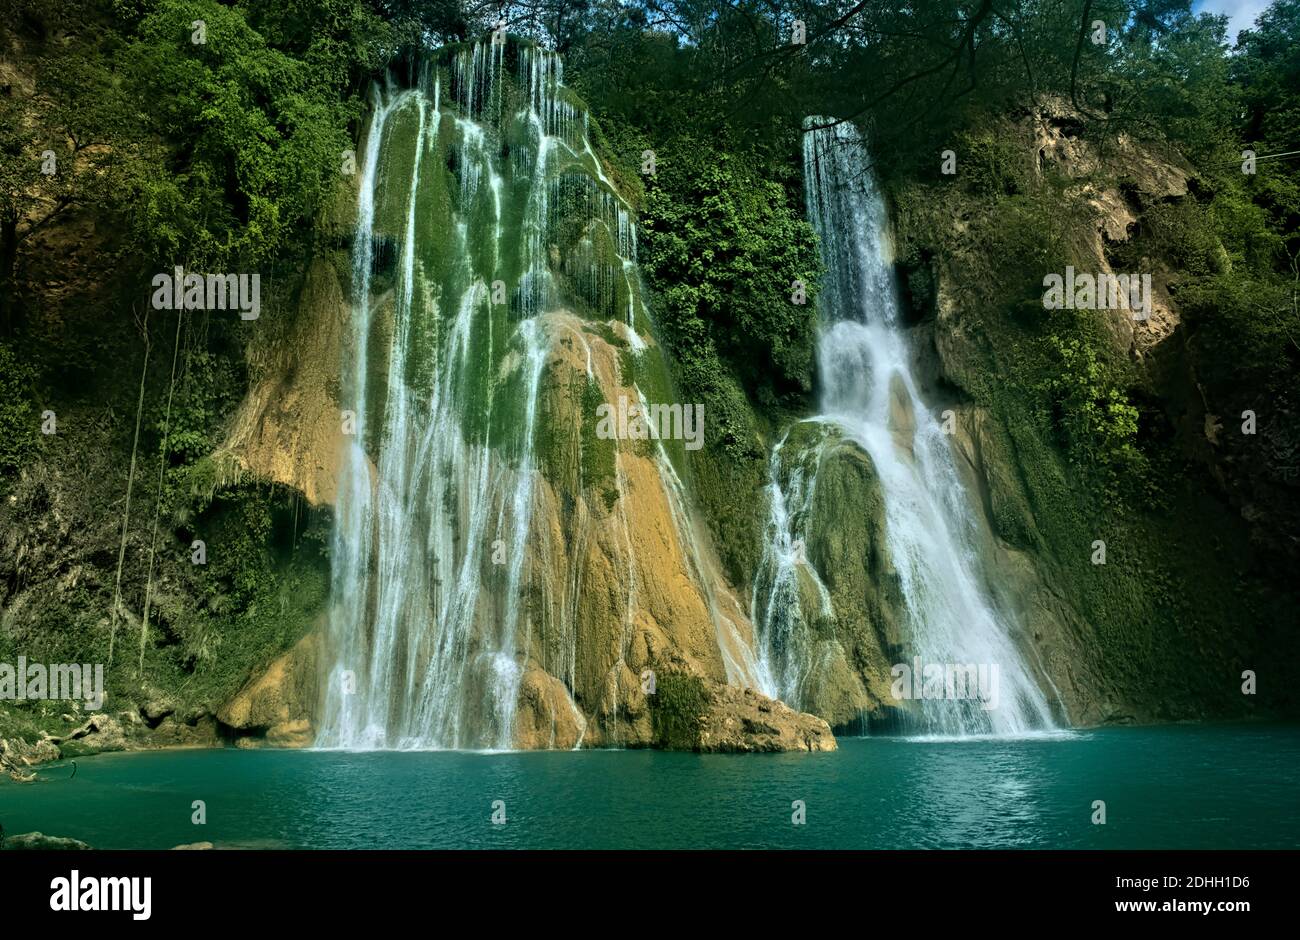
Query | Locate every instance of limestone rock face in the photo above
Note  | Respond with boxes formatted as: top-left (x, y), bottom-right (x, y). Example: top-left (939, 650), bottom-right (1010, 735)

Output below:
top-left (221, 306), bottom-right (798, 750)
top-left (1030, 99), bottom-right (1190, 362)
top-left (0, 735), bottom-right (61, 779)
top-left (141, 697), bottom-right (176, 724)
top-left (210, 53), bottom-right (827, 750)
top-left (887, 101), bottom-right (1262, 726)
top-left (926, 249), bottom-right (1123, 725)
top-left (219, 255), bottom-right (352, 506)
top-left (218, 234), bottom-right (788, 751)
top-left (944, 405), bottom-right (1110, 724)
top-left (218, 632), bottom-right (320, 748)
top-left (147, 713), bottom-right (222, 749)
top-left (3, 708), bottom-right (221, 769)
top-left (512, 312), bottom-right (767, 748)
top-left (887, 374), bottom-right (917, 460)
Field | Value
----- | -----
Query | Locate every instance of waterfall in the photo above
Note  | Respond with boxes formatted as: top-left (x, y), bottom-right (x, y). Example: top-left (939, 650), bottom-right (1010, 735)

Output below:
top-left (316, 40), bottom-right (650, 750)
top-left (753, 119), bottom-right (1057, 736)
top-left (315, 38), bottom-right (759, 750)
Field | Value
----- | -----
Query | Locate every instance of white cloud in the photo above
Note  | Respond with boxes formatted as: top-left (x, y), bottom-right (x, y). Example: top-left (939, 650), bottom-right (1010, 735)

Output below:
top-left (1195, 0), bottom-right (1274, 42)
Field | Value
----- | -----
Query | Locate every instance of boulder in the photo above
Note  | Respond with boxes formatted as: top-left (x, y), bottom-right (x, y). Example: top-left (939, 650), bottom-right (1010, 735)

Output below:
top-left (887, 373), bottom-right (917, 459)
top-left (651, 674), bottom-right (837, 753)
top-left (141, 696), bottom-right (177, 725)
top-left (55, 713), bottom-right (127, 756)
top-left (3, 832), bottom-right (91, 850)
top-left (149, 713), bottom-right (221, 748)
top-left (512, 666), bottom-right (587, 750)
top-left (0, 734), bottom-right (61, 770)
top-left (694, 684), bottom-right (837, 753)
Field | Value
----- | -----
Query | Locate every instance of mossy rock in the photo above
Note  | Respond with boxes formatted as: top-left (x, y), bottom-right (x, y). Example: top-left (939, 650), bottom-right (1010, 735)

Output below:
top-left (649, 672), bottom-right (708, 749)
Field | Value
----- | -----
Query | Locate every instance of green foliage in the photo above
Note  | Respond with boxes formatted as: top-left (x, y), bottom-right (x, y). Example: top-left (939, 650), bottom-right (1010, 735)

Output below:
top-left (0, 4), bottom-right (369, 731)
top-left (1098, 3), bottom-right (1238, 163)
top-left (955, 130), bottom-right (1030, 198)
top-left (5, 0), bottom-right (1300, 740)
top-left (1110, 197), bottom-right (1227, 276)
top-left (204, 488), bottom-right (275, 605)
top-left (161, 351), bottom-right (235, 467)
top-left (0, 344), bottom-right (38, 476)
top-left (0, 1), bottom-right (140, 335)
top-left (640, 139), bottom-right (822, 411)
top-left (154, 344), bottom-right (245, 521)
top-left (898, 130), bottom-right (1152, 500)
top-left (649, 672), bottom-right (708, 749)
top-left (1103, 0), bottom-right (1300, 517)
top-left (1042, 333), bottom-right (1144, 481)
top-left (583, 112), bottom-right (646, 211)
top-left (1181, 273), bottom-right (1296, 393)
top-left (1234, 0), bottom-right (1300, 156)
top-left (973, 193), bottom-right (1085, 305)
top-left (148, 482), bottom-right (330, 703)
top-left (120, 0), bottom-right (387, 268)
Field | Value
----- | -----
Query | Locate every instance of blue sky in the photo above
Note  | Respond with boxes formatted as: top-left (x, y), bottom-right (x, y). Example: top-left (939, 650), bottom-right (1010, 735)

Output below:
top-left (1193, 0), bottom-right (1273, 42)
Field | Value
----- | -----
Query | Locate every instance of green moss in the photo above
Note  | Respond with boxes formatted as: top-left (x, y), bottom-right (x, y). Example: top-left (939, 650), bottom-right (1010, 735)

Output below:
top-left (371, 99), bottom-right (424, 238)
top-left (649, 672), bottom-right (708, 749)
top-left (586, 321), bottom-right (627, 348)
top-left (580, 377), bottom-right (618, 504)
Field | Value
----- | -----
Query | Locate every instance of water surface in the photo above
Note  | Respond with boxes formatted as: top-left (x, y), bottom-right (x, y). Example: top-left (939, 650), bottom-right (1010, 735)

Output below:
top-left (2, 725), bottom-right (1295, 849)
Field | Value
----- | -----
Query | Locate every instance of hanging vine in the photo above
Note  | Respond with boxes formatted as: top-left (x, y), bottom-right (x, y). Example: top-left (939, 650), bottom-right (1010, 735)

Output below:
top-left (138, 307), bottom-right (186, 679)
top-left (108, 304), bottom-right (151, 667)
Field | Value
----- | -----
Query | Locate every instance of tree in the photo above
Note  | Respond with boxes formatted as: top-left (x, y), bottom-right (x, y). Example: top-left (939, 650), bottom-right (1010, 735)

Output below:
top-left (0, 40), bottom-right (131, 334)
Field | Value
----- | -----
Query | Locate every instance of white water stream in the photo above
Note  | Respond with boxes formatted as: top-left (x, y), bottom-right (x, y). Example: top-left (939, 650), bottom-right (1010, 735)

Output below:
top-left (753, 120), bottom-right (1057, 736)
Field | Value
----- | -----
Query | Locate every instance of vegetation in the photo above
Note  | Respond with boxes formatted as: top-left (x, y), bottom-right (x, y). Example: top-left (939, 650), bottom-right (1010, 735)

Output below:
top-left (0, 0), bottom-right (376, 724)
top-left (0, 343), bottom-right (37, 474)
top-left (0, 0), bottom-right (1297, 740)
top-left (639, 142), bottom-right (822, 415)
top-left (649, 672), bottom-right (708, 749)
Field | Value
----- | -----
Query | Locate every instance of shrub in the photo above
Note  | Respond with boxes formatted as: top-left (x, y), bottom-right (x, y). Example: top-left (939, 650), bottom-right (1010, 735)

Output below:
top-left (0, 344), bottom-right (37, 476)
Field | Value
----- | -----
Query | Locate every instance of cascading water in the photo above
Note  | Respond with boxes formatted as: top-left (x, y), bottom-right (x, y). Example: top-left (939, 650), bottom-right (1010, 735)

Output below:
top-left (316, 41), bottom-right (652, 750)
top-left (316, 38), bottom-right (759, 750)
top-left (753, 119), bottom-right (1058, 736)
